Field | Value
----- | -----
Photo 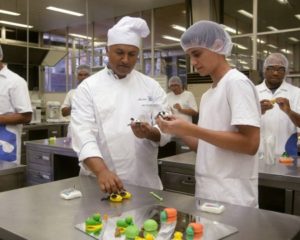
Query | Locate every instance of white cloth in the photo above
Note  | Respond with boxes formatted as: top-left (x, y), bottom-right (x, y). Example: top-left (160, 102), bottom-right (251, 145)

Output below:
top-left (71, 67), bottom-right (170, 189)
top-left (107, 16), bottom-right (149, 48)
top-left (0, 65), bottom-right (32, 164)
top-left (166, 90), bottom-right (197, 122)
top-left (256, 80), bottom-right (300, 155)
top-left (196, 69), bottom-right (260, 207)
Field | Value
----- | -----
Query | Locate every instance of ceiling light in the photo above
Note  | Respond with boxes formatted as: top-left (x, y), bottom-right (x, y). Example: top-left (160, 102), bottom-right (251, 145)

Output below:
top-left (162, 35), bottom-right (180, 42)
top-left (295, 14), bottom-right (300, 20)
top-left (281, 49), bottom-right (292, 54)
top-left (267, 44), bottom-right (277, 49)
top-left (257, 38), bottom-right (265, 44)
top-left (69, 33), bottom-right (92, 40)
top-left (46, 6), bottom-right (83, 17)
top-left (233, 43), bottom-right (248, 50)
top-left (222, 25), bottom-right (241, 34)
top-left (171, 24), bottom-right (186, 32)
top-left (0, 9), bottom-right (20, 16)
top-left (0, 20), bottom-right (33, 28)
top-left (289, 37), bottom-right (299, 42)
top-left (267, 26), bottom-right (278, 31)
top-left (238, 9), bottom-right (253, 19)
top-left (277, 0), bottom-right (289, 4)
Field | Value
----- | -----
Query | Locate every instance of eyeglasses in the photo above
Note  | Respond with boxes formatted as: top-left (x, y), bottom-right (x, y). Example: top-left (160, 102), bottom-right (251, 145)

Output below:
top-left (266, 66), bottom-right (286, 74)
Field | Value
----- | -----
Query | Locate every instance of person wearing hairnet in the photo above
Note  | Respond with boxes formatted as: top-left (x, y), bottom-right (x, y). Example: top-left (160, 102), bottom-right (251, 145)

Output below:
top-left (71, 16), bottom-right (170, 194)
top-left (0, 45), bottom-right (32, 164)
top-left (156, 20), bottom-right (260, 207)
top-left (256, 53), bottom-right (300, 156)
top-left (167, 76), bottom-right (198, 123)
top-left (61, 64), bottom-right (91, 118)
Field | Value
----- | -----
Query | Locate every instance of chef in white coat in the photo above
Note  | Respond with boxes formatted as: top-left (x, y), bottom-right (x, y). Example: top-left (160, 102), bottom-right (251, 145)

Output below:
top-left (256, 53), bottom-right (300, 156)
top-left (0, 45), bottom-right (32, 164)
top-left (71, 16), bottom-right (170, 193)
top-left (156, 20), bottom-right (260, 207)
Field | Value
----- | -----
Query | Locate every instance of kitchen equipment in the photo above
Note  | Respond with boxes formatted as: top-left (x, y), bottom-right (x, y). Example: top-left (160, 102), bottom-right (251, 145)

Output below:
top-left (31, 99), bottom-right (42, 124)
top-left (46, 101), bottom-right (61, 122)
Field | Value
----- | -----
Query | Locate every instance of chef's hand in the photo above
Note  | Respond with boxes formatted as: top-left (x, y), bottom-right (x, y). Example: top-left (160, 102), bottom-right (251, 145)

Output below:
top-left (276, 97), bottom-right (291, 115)
top-left (173, 103), bottom-right (182, 111)
top-left (156, 115), bottom-right (192, 137)
top-left (260, 99), bottom-right (274, 115)
top-left (96, 169), bottom-right (124, 194)
top-left (131, 121), bottom-right (153, 139)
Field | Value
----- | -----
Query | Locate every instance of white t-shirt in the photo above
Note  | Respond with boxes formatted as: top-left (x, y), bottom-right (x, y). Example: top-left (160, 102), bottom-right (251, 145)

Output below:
top-left (71, 67), bottom-right (170, 189)
top-left (256, 80), bottom-right (300, 155)
top-left (0, 65), bottom-right (32, 164)
top-left (166, 90), bottom-right (198, 122)
top-left (196, 69), bottom-right (260, 207)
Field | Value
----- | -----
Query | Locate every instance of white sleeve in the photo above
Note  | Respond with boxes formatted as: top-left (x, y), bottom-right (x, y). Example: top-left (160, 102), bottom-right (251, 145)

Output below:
top-left (11, 78), bottom-right (32, 113)
top-left (61, 90), bottom-right (73, 108)
top-left (71, 84), bottom-right (103, 162)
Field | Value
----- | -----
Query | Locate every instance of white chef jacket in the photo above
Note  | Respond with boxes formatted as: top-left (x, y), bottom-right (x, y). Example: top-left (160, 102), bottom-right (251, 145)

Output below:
top-left (0, 65), bottom-right (32, 164)
top-left (61, 89), bottom-right (75, 135)
top-left (71, 67), bottom-right (170, 189)
top-left (166, 90), bottom-right (198, 122)
top-left (256, 80), bottom-right (300, 156)
top-left (196, 69), bottom-right (260, 207)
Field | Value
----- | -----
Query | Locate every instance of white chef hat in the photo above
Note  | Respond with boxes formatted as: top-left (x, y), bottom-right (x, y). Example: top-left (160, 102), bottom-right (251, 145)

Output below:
top-left (107, 16), bottom-right (150, 48)
top-left (180, 20), bottom-right (233, 56)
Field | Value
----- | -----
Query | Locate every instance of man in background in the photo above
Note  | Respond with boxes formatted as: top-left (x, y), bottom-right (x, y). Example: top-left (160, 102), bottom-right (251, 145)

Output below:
top-left (61, 64), bottom-right (91, 118)
top-left (0, 45), bottom-right (32, 164)
top-left (71, 16), bottom-right (170, 194)
top-left (167, 75), bottom-right (198, 123)
top-left (256, 53), bottom-right (300, 156)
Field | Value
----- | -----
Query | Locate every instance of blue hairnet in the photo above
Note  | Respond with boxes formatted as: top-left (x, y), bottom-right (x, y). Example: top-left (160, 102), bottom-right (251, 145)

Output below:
top-left (180, 20), bottom-right (233, 56)
top-left (263, 53), bottom-right (288, 71)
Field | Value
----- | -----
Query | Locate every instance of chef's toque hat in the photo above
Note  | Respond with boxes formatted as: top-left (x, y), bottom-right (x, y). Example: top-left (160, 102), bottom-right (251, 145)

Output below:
top-left (107, 16), bottom-right (150, 48)
top-left (180, 20), bottom-right (233, 56)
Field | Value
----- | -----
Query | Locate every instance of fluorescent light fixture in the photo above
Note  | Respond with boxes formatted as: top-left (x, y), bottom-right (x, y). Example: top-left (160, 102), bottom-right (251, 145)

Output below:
top-left (69, 33), bottom-right (91, 40)
top-left (46, 6), bottom-right (83, 17)
top-left (171, 24), bottom-right (186, 32)
top-left (267, 44), bottom-right (277, 49)
top-left (243, 66), bottom-right (250, 70)
top-left (277, 0), bottom-right (289, 4)
top-left (295, 14), bottom-right (300, 20)
top-left (0, 20), bottom-right (33, 28)
top-left (162, 35), bottom-right (180, 42)
top-left (234, 43), bottom-right (248, 50)
top-left (239, 60), bottom-right (248, 65)
top-left (94, 41), bottom-right (107, 46)
top-left (0, 9), bottom-right (20, 16)
top-left (257, 38), bottom-right (265, 44)
top-left (289, 37), bottom-right (299, 42)
top-left (238, 9), bottom-right (253, 19)
top-left (281, 49), bottom-right (292, 54)
top-left (222, 25), bottom-right (241, 34)
top-left (267, 26), bottom-right (278, 31)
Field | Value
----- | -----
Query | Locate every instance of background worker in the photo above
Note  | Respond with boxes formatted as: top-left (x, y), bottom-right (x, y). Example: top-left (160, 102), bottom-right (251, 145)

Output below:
top-left (71, 16), bottom-right (170, 194)
top-left (156, 20), bottom-right (260, 207)
top-left (167, 75), bottom-right (198, 123)
top-left (256, 53), bottom-right (300, 156)
top-left (61, 64), bottom-right (91, 118)
top-left (0, 45), bottom-right (32, 164)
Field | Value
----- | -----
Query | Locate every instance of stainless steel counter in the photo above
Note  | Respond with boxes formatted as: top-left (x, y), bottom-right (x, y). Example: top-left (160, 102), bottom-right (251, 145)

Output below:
top-left (0, 176), bottom-right (299, 240)
top-left (0, 161), bottom-right (26, 191)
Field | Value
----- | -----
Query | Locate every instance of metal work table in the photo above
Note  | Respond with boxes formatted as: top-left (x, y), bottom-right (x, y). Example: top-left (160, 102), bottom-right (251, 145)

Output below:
top-left (0, 161), bottom-right (26, 192)
top-left (158, 151), bottom-right (300, 215)
top-left (0, 176), bottom-right (299, 240)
